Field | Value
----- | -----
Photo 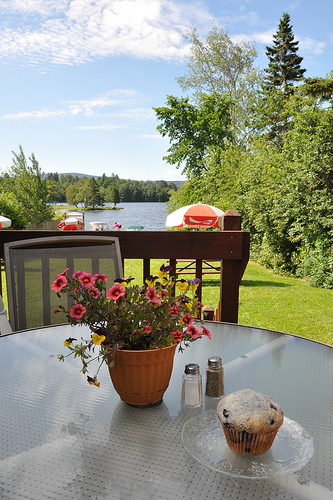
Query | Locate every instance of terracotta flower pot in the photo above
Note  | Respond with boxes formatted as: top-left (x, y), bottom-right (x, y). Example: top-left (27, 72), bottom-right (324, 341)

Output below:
top-left (108, 343), bottom-right (177, 406)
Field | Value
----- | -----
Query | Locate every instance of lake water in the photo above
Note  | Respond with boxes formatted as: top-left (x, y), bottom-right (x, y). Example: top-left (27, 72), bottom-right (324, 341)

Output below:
top-left (77, 202), bottom-right (168, 231)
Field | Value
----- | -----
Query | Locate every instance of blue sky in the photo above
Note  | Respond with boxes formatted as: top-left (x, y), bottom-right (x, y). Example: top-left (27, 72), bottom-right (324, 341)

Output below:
top-left (0, 0), bottom-right (332, 181)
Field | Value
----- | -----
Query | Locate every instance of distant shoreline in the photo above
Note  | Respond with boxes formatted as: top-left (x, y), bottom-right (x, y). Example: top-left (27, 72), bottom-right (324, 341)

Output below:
top-left (52, 205), bottom-right (123, 211)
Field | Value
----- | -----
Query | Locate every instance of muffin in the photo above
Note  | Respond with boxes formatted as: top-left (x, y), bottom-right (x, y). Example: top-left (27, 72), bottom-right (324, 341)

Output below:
top-left (217, 389), bottom-right (284, 456)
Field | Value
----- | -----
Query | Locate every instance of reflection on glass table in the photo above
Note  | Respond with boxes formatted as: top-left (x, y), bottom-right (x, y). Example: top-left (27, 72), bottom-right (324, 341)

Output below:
top-left (0, 322), bottom-right (332, 500)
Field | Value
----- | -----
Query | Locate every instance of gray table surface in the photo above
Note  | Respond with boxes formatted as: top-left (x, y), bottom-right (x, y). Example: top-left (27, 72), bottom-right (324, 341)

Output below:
top-left (0, 322), bottom-right (332, 499)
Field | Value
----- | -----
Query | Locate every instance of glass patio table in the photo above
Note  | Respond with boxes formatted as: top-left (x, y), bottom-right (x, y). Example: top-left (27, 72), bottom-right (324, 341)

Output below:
top-left (0, 322), bottom-right (332, 499)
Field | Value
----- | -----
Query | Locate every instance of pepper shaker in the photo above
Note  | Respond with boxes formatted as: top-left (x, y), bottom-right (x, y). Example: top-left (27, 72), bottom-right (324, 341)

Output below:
top-left (181, 363), bottom-right (202, 407)
top-left (205, 356), bottom-right (224, 398)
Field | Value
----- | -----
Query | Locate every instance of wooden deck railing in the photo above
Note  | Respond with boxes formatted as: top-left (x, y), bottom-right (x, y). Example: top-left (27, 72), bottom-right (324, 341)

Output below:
top-left (0, 211), bottom-right (250, 323)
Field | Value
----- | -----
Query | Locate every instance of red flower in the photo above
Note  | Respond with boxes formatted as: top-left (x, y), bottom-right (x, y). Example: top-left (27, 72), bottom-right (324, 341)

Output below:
top-left (106, 283), bottom-right (126, 301)
top-left (51, 275), bottom-right (68, 292)
top-left (182, 312), bottom-right (194, 325)
top-left (186, 324), bottom-right (201, 339)
top-left (72, 270), bottom-right (83, 278)
top-left (145, 286), bottom-right (160, 305)
top-left (78, 272), bottom-right (95, 287)
top-left (88, 286), bottom-right (101, 298)
top-left (93, 273), bottom-right (108, 283)
top-left (171, 329), bottom-right (183, 342)
top-left (70, 303), bottom-right (86, 319)
top-left (169, 306), bottom-right (179, 316)
top-left (200, 325), bottom-right (211, 339)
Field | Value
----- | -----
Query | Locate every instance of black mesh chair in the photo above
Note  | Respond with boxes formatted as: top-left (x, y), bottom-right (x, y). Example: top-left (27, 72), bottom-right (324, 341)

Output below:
top-left (0, 294), bottom-right (12, 335)
top-left (4, 235), bottom-right (123, 331)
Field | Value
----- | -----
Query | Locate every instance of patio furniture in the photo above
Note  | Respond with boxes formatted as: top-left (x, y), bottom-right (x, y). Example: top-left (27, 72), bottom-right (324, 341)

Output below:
top-left (170, 259), bottom-right (221, 275)
top-left (4, 235), bottom-right (123, 331)
top-left (0, 211), bottom-right (250, 323)
top-left (0, 294), bottom-right (12, 335)
top-left (0, 322), bottom-right (331, 499)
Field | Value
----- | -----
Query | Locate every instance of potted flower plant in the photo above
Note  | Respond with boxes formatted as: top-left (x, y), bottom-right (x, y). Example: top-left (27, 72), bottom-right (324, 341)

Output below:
top-left (53, 263), bottom-right (211, 406)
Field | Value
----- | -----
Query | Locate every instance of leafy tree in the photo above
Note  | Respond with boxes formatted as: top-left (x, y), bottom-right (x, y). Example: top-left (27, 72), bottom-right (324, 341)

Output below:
top-left (154, 93), bottom-right (231, 177)
top-left (259, 13), bottom-right (306, 145)
top-left (86, 178), bottom-right (100, 209)
top-left (3, 146), bottom-right (53, 225)
top-left (301, 71), bottom-right (333, 105)
top-left (238, 103), bottom-right (333, 282)
top-left (0, 192), bottom-right (27, 229)
top-left (176, 24), bottom-right (262, 146)
top-left (109, 186), bottom-right (120, 207)
top-left (45, 179), bottom-right (64, 204)
top-left (65, 183), bottom-right (79, 207)
top-left (264, 12), bottom-right (306, 94)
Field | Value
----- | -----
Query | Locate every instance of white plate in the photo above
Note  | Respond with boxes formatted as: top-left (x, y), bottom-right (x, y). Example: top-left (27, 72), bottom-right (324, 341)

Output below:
top-left (181, 410), bottom-right (314, 479)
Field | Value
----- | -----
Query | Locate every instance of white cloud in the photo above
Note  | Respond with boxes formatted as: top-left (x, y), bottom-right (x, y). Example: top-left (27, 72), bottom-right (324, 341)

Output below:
top-left (0, 0), bottom-right (211, 66)
top-left (76, 123), bottom-right (128, 130)
top-left (0, 0), bottom-right (68, 15)
top-left (139, 134), bottom-right (165, 139)
top-left (234, 28), bottom-right (326, 58)
top-left (2, 109), bottom-right (68, 119)
top-left (1, 89), bottom-right (155, 131)
top-left (231, 28), bottom-right (274, 46)
top-left (165, 168), bottom-right (186, 180)
top-left (298, 37), bottom-right (326, 55)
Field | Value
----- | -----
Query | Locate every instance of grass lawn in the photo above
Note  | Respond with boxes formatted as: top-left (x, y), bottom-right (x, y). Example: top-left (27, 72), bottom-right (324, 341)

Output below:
top-left (2, 259), bottom-right (332, 345)
top-left (122, 259), bottom-right (333, 346)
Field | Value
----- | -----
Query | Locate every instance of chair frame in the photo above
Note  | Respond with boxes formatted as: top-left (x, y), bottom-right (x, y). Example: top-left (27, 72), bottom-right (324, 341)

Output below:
top-left (4, 235), bottom-right (123, 331)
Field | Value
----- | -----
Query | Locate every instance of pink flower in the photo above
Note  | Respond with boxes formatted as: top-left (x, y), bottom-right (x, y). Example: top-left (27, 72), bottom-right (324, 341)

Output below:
top-left (51, 275), bottom-right (68, 292)
top-left (161, 289), bottom-right (168, 297)
top-left (200, 325), bottom-right (211, 339)
top-left (78, 272), bottom-right (95, 287)
top-left (70, 303), bottom-right (86, 319)
top-left (94, 273), bottom-right (108, 283)
top-left (186, 324), bottom-right (201, 340)
top-left (182, 312), bottom-right (194, 325)
top-left (171, 329), bottom-right (183, 342)
top-left (145, 286), bottom-right (160, 305)
top-left (106, 283), bottom-right (126, 301)
top-left (144, 324), bottom-right (152, 333)
top-left (169, 306), bottom-right (179, 316)
top-left (88, 286), bottom-right (101, 298)
top-left (72, 270), bottom-right (82, 278)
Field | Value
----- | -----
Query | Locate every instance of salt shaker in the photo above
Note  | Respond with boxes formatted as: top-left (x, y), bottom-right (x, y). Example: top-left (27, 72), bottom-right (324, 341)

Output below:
top-left (205, 356), bottom-right (224, 398)
top-left (181, 363), bottom-right (202, 407)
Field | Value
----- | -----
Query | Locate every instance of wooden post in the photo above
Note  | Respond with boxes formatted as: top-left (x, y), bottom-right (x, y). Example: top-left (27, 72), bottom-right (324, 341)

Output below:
top-left (195, 258), bottom-right (203, 303)
top-left (219, 211), bottom-right (243, 323)
top-left (202, 305), bottom-right (214, 320)
top-left (143, 259), bottom-right (150, 283)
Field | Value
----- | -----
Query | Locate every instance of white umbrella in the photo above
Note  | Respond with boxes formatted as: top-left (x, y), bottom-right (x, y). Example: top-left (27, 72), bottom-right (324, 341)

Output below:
top-left (165, 203), bottom-right (224, 229)
top-left (0, 216), bottom-right (12, 229)
top-left (57, 217), bottom-right (84, 230)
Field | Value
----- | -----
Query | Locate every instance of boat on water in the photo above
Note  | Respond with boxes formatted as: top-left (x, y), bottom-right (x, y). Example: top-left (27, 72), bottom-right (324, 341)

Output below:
top-left (58, 212), bottom-right (84, 231)
top-left (126, 225), bottom-right (144, 231)
top-left (89, 221), bottom-right (109, 231)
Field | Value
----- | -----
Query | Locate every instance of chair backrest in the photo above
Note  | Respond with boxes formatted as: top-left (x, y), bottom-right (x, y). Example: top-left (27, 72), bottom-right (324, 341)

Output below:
top-left (4, 235), bottom-right (123, 331)
top-left (0, 315), bottom-right (13, 335)
top-left (0, 294), bottom-right (12, 335)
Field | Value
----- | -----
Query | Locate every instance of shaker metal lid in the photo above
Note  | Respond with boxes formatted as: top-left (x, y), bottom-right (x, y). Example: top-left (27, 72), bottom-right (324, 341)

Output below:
top-left (185, 363), bottom-right (200, 375)
top-left (208, 356), bottom-right (222, 368)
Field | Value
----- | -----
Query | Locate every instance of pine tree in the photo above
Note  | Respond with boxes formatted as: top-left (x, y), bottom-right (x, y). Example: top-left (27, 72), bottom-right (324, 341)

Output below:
top-left (264, 12), bottom-right (306, 94)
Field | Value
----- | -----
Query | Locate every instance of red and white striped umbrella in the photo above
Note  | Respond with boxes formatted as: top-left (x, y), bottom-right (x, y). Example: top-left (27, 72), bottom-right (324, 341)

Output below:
top-left (165, 203), bottom-right (224, 229)
top-left (0, 216), bottom-right (12, 229)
